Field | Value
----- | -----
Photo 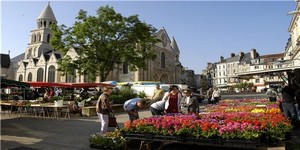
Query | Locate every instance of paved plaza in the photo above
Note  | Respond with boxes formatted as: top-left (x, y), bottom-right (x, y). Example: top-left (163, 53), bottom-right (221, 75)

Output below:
top-left (0, 109), bottom-right (152, 150)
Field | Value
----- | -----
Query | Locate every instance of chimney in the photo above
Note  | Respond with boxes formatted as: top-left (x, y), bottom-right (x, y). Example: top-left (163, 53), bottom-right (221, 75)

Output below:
top-left (230, 53), bottom-right (235, 57)
top-left (220, 56), bottom-right (224, 63)
top-left (239, 52), bottom-right (244, 60)
top-left (250, 48), bottom-right (257, 59)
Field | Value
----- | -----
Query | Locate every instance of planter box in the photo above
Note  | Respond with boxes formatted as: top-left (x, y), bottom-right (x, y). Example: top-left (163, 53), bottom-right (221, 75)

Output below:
top-left (121, 132), bottom-right (261, 149)
top-left (82, 106), bottom-right (96, 116)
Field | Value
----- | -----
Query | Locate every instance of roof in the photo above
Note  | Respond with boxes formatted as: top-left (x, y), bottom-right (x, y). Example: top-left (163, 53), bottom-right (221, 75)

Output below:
top-left (170, 37), bottom-right (180, 54)
top-left (37, 3), bottom-right (57, 22)
top-left (1, 54), bottom-right (10, 68)
top-left (10, 53), bottom-right (24, 63)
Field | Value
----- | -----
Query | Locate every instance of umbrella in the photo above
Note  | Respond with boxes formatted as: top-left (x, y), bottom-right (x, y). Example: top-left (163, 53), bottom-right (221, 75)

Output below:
top-left (102, 81), bottom-right (117, 85)
top-left (0, 78), bottom-right (30, 88)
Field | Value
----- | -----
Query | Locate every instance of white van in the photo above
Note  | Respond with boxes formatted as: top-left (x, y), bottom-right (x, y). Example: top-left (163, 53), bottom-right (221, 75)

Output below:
top-left (130, 84), bottom-right (170, 98)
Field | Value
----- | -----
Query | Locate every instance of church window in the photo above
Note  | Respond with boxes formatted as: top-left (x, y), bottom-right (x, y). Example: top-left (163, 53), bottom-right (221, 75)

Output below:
top-left (27, 48), bottom-right (32, 59)
top-left (123, 61), bottom-right (128, 74)
top-left (48, 65), bottom-right (55, 82)
top-left (161, 52), bottom-right (165, 68)
top-left (44, 21), bottom-right (46, 28)
top-left (38, 33), bottom-right (41, 42)
top-left (37, 68), bottom-right (44, 82)
top-left (33, 35), bottom-right (36, 42)
top-left (27, 72), bottom-right (32, 81)
top-left (40, 21), bottom-right (43, 28)
top-left (83, 75), bottom-right (95, 83)
top-left (18, 74), bottom-right (23, 82)
top-left (66, 71), bottom-right (76, 83)
top-left (47, 34), bottom-right (51, 42)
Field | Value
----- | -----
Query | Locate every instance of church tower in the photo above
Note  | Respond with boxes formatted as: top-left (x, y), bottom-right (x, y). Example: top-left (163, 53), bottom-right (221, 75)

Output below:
top-left (24, 2), bottom-right (57, 60)
top-left (15, 3), bottom-right (59, 82)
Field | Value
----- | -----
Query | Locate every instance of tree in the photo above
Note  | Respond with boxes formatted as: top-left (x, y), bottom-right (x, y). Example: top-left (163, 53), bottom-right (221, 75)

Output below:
top-left (50, 6), bottom-right (159, 82)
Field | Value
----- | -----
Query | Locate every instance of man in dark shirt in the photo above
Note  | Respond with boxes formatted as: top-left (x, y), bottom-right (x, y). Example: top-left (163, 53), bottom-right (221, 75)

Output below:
top-left (281, 84), bottom-right (296, 121)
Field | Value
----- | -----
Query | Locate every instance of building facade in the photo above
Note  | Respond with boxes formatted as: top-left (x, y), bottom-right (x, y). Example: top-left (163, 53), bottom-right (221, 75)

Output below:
top-left (9, 3), bottom-right (186, 85)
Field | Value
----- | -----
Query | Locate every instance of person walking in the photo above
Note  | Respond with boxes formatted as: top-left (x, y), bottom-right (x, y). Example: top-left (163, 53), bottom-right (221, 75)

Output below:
top-left (207, 87), bottom-right (213, 104)
top-left (212, 87), bottom-right (221, 104)
top-left (96, 86), bottom-right (113, 134)
top-left (150, 100), bottom-right (166, 116)
top-left (281, 84), bottom-right (296, 123)
top-left (151, 84), bottom-right (165, 104)
top-left (181, 88), bottom-right (199, 114)
top-left (123, 98), bottom-right (146, 122)
top-left (162, 85), bottom-right (182, 114)
top-left (266, 85), bottom-right (278, 102)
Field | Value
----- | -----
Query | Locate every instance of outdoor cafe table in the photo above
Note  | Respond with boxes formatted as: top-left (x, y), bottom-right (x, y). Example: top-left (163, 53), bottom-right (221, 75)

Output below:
top-left (30, 103), bottom-right (70, 119)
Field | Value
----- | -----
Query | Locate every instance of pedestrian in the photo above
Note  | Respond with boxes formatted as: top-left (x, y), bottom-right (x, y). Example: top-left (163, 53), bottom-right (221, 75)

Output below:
top-left (281, 84), bottom-right (296, 123)
top-left (294, 85), bottom-right (300, 120)
top-left (150, 84), bottom-right (165, 104)
top-left (150, 100), bottom-right (166, 116)
top-left (123, 98), bottom-right (146, 122)
top-left (212, 87), bottom-right (221, 104)
top-left (180, 88), bottom-right (199, 114)
top-left (162, 85), bottom-right (182, 114)
top-left (96, 86), bottom-right (113, 134)
top-left (266, 85), bottom-right (278, 102)
top-left (207, 87), bottom-right (213, 104)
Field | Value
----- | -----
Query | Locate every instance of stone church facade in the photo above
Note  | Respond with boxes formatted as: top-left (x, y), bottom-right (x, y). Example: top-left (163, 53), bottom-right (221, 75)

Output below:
top-left (12, 3), bottom-right (184, 84)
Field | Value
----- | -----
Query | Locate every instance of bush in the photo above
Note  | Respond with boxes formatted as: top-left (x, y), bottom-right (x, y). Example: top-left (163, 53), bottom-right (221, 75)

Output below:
top-left (109, 87), bottom-right (137, 104)
top-left (138, 91), bottom-right (147, 98)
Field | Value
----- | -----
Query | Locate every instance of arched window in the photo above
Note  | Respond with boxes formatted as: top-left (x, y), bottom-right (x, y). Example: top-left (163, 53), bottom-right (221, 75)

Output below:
top-left (44, 21), bottom-right (46, 28)
top-left (48, 65), bottom-right (56, 82)
top-left (27, 48), bottom-right (32, 59)
top-left (37, 68), bottom-right (44, 82)
top-left (38, 34), bottom-right (41, 42)
top-left (123, 61), bottom-right (128, 74)
top-left (83, 75), bottom-right (95, 83)
top-left (27, 72), bottom-right (33, 81)
top-left (66, 71), bottom-right (76, 83)
top-left (18, 74), bottom-right (23, 82)
top-left (33, 34), bottom-right (36, 42)
top-left (47, 34), bottom-right (51, 42)
top-left (161, 52), bottom-right (166, 68)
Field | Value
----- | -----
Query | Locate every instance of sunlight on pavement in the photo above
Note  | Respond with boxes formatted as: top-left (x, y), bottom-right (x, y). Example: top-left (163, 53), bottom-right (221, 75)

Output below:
top-left (1, 135), bottom-right (42, 144)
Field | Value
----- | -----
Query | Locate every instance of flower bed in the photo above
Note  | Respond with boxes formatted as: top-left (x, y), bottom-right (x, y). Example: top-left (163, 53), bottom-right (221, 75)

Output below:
top-left (120, 99), bottom-right (292, 148)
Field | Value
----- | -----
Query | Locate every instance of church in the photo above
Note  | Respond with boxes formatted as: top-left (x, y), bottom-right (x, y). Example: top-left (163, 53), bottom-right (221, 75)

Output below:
top-left (10, 3), bottom-right (186, 84)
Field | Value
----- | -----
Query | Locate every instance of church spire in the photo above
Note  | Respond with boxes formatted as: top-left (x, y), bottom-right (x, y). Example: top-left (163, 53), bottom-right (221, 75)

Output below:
top-left (37, 2), bottom-right (57, 28)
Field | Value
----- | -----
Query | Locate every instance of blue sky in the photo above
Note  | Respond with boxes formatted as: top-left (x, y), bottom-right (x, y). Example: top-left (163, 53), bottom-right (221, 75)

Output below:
top-left (1, 1), bottom-right (297, 74)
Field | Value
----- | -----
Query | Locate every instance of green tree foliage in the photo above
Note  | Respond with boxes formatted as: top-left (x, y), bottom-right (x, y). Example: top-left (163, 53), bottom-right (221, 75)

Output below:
top-left (50, 6), bottom-right (159, 82)
top-left (233, 82), bottom-right (254, 91)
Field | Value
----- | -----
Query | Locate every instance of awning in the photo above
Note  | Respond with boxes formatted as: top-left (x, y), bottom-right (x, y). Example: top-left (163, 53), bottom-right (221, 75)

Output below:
top-left (66, 82), bottom-right (114, 88)
top-left (26, 82), bottom-right (114, 88)
top-left (27, 82), bottom-right (70, 88)
top-left (237, 65), bottom-right (300, 76)
top-left (1, 78), bottom-right (30, 88)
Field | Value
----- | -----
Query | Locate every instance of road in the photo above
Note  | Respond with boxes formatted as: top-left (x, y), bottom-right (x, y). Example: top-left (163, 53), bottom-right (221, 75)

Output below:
top-left (1, 93), bottom-right (299, 150)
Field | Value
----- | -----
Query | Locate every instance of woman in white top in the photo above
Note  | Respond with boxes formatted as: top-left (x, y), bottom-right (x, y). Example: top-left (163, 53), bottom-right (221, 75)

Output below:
top-left (162, 85), bottom-right (182, 114)
top-left (212, 87), bottom-right (221, 104)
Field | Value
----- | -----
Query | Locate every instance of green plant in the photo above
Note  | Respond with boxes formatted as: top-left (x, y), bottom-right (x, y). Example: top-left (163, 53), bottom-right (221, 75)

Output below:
top-left (109, 87), bottom-right (137, 104)
top-left (89, 130), bottom-right (124, 150)
top-left (138, 91), bottom-right (147, 98)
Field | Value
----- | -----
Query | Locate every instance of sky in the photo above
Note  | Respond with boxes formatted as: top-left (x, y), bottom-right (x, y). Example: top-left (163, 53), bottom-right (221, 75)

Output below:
top-left (1, 0), bottom-right (297, 74)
